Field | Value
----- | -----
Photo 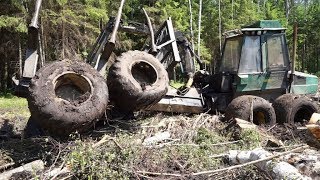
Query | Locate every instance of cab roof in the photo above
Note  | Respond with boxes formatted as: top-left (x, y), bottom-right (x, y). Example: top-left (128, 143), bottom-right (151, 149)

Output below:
top-left (243, 20), bottom-right (283, 29)
top-left (224, 20), bottom-right (286, 38)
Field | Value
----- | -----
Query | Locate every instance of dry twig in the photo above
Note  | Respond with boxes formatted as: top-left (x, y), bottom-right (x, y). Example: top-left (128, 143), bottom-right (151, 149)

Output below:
top-left (136, 170), bottom-right (182, 177)
top-left (92, 135), bottom-right (109, 148)
top-left (267, 124), bottom-right (277, 131)
top-left (192, 109), bottom-right (210, 129)
top-left (170, 140), bottom-right (240, 147)
top-left (92, 134), bottom-right (123, 150)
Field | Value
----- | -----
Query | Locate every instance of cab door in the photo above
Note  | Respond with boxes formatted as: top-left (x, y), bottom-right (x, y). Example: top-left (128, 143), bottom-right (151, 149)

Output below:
top-left (235, 33), bottom-right (289, 100)
top-left (261, 33), bottom-right (289, 91)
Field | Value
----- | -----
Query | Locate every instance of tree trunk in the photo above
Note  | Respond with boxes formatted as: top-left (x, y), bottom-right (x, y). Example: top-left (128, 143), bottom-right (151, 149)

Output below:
top-left (302, 39), bottom-right (306, 71)
top-left (2, 58), bottom-right (8, 91)
top-left (0, 59), bottom-right (4, 91)
top-left (232, 0), bottom-right (234, 25)
top-left (19, 35), bottom-right (22, 78)
top-left (218, 0), bottom-right (222, 54)
top-left (61, 19), bottom-right (65, 60)
top-left (197, 0), bottom-right (202, 58)
top-left (6, 51), bottom-right (12, 90)
top-left (285, 0), bottom-right (289, 20)
top-left (188, 0), bottom-right (195, 66)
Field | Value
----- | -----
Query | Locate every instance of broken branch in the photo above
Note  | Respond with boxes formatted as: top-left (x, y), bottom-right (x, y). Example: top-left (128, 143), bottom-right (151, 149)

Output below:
top-left (136, 170), bottom-right (182, 177)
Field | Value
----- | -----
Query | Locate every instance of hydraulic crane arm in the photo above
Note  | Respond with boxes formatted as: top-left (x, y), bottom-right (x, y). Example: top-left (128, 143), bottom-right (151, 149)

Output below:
top-left (23, 0), bottom-right (42, 78)
top-left (13, 0), bottom-right (42, 97)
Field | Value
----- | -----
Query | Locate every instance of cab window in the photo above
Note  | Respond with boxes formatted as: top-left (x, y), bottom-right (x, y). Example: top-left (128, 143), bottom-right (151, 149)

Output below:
top-left (220, 37), bottom-right (242, 72)
top-left (266, 35), bottom-right (289, 70)
top-left (238, 36), bottom-right (262, 74)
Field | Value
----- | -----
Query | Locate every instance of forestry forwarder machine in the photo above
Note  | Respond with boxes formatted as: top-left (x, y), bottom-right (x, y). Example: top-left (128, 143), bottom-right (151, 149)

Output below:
top-left (150, 20), bottom-right (319, 126)
top-left (12, 0), bottom-right (203, 136)
top-left (151, 20), bottom-right (319, 126)
top-left (13, 0), bottom-right (318, 137)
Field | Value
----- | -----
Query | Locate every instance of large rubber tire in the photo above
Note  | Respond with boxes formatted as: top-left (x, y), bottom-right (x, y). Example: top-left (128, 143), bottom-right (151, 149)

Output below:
top-left (23, 116), bottom-right (45, 138)
top-left (107, 50), bottom-right (169, 111)
top-left (224, 95), bottom-right (276, 125)
top-left (273, 94), bottom-right (318, 124)
top-left (27, 60), bottom-right (108, 137)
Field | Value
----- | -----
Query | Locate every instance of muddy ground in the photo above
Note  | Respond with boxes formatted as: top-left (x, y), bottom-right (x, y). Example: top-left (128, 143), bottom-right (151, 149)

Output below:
top-left (0, 97), bottom-right (320, 179)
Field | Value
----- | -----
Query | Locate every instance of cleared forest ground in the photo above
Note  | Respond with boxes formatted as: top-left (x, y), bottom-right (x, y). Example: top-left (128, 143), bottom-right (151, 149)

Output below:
top-left (0, 95), bottom-right (319, 179)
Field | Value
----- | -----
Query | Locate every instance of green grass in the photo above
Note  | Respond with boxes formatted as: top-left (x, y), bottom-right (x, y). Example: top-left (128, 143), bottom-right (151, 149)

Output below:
top-left (0, 94), bottom-right (30, 118)
top-left (169, 80), bottom-right (185, 89)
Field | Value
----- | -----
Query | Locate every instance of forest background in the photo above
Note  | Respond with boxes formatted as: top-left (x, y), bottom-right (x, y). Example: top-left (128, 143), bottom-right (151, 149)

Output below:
top-left (0, 0), bottom-right (319, 91)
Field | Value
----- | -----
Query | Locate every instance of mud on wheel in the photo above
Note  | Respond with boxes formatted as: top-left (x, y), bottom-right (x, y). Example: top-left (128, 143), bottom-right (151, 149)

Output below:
top-left (108, 50), bottom-right (169, 112)
top-left (27, 60), bottom-right (108, 137)
top-left (273, 94), bottom-right (318, 124)
top-left (224, 95), bottom-right (276, 125)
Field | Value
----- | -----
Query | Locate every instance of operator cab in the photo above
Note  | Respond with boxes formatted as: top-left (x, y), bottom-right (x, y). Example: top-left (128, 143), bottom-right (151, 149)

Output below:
top-left (221, 20), bottom-right (289, 74)
top-left (217, 20), bottom-right (290, 99)
top-left (207, 20), bottom-right (291, 111)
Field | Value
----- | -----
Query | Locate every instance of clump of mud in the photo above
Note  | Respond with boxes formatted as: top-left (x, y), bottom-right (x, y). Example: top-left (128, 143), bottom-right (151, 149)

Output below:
top-left (56, 85), bottom-right (91, 105)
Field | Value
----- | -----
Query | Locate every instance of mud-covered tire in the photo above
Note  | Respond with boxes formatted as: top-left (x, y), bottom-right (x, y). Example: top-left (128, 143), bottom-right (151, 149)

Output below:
top-left (23, 116), bottom-right (45, 138)
top-left (273, 94), bottom-right (318, 124)
top-left (107, 50), bottom-right (169, 111)
top-left (27, 60), bottom-right (108, 137)
top-left (224, 95), bottom-right (276, 125)
top-left (272, 94), bottom-right (299, 124)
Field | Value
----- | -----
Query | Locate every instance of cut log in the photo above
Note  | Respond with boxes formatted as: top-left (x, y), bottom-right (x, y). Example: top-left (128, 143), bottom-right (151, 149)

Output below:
top-left (225, 118), bottom-right (284, 148)
top-left (309, 113), bottom-right (320, 124)
top-left (279, 149), bottom-right (320, 179)
top-left (306, 124), bottom-right (320, 140)
top-left (234, 118), bottom-right (257, 129)
top-left (0, 160), bottom-right (44, 180)
top-left (224, 118), bottom-right (257, 140)
top-left (226, 146), bottom-right (311, 180)
top-left (307, 113), bottom-right (320, 139)
top-left (272, 161), bottom-right (309, 180)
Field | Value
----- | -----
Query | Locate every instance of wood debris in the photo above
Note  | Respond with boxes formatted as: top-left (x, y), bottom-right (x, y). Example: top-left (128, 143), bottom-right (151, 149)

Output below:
top-left (0, 160), bottom-right (44, 180)
top-left (225, 145), bottom-right (312, 180)
top-left (143, 131), bottom-right (171, 146)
